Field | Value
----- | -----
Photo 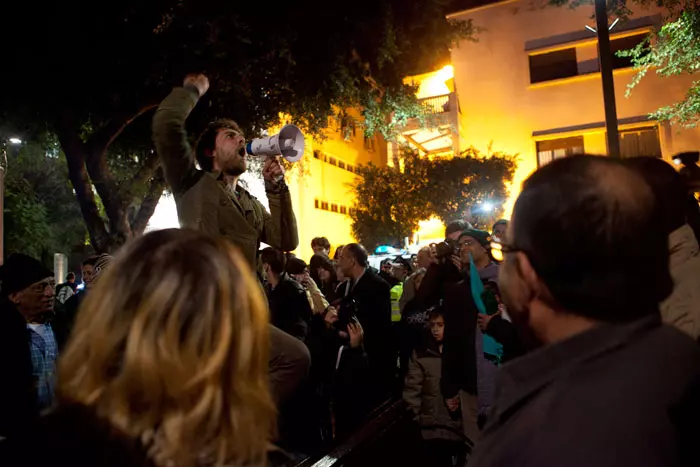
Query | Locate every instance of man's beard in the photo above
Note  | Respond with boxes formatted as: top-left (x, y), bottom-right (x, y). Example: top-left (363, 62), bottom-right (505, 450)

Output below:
top-left (500, 282), bottom-right (541, 350)
top-left (224, 164), bottom-right (245, 176)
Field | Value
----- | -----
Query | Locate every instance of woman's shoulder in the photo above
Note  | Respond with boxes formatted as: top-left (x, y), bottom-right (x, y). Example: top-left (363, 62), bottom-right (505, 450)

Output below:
top-left (0, 404), bottom-right (151, 467)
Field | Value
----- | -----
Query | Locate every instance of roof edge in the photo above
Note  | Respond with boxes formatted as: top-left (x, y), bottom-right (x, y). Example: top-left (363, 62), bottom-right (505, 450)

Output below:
top-left (447, 0), bottom-right (519, 18)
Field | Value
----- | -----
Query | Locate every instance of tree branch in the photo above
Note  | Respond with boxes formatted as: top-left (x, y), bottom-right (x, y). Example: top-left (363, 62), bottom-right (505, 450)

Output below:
top-left (131, 167), bottom-right (166, 235)
top-left (54, 117), bottom-right (111, 253)
top-left (82, 104), bottom-right (158, 249)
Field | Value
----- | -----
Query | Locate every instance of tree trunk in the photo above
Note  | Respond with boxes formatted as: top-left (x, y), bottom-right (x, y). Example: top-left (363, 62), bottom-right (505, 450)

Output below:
top-left (131, 167), bottom-right (166, 235)
top-left (57, 105), bottom-right (158, 253)
top-left (55, 119), bottom-right (112, 253)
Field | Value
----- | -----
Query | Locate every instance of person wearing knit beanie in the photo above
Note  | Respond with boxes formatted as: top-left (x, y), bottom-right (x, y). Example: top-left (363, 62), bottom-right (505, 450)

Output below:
top-left (0, 254), bottom-right (57, 434)
top-left (0, 253), bottom-right (55, 320)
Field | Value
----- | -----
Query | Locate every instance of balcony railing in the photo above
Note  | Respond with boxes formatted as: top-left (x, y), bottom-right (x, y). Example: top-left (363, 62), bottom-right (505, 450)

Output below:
top-left (418, 93), bottom-right (453, 114)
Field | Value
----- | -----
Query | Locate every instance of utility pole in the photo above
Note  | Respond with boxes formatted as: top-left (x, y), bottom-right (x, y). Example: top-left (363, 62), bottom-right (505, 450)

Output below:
top-left (594, 0), bottom-right (621, 158)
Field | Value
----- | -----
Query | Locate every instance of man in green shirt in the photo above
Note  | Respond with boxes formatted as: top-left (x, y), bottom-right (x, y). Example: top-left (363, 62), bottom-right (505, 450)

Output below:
top-left (153, 74), bottom-right (299, 271)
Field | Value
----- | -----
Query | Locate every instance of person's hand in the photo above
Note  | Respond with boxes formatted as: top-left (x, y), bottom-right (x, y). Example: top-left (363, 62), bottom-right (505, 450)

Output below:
top-left (263, 156), bottom-right (284, 184)
top-left (348, 321), bottom-right (364, 348)
top-left (450, 254), bottom-right (462, 271)
top-left (303, 271), bottom-right (318, 291)
top-left (183, 74), bottom-right (209, 97)
top-left (445, 396), bottom-right (460, 412)
top-left (477, 311), bottom-right (500, 332)
top-left (324, 306), bottom-right (339, 326)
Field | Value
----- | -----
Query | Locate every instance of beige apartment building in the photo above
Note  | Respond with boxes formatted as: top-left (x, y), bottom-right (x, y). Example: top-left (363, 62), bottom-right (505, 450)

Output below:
top-left (448, 0), bottom-right (700, 213)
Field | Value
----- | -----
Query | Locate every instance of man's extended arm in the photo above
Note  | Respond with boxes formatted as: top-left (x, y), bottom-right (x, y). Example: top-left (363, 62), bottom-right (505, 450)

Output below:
top-left (152, 75), bottom-right (208, 197)
top-left (261, 187), bottom-right (299, 251)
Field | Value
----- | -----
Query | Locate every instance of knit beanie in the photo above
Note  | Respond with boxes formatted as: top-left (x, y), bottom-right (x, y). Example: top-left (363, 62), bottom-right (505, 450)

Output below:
top-left (0, 254), bottom-right (54, 296)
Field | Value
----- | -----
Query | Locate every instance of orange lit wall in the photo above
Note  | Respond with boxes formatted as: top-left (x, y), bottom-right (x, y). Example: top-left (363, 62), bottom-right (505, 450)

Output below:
top-left (449, 0), bottom-right (700, 216)
top-left (285, 109), bottom-right (387, 260)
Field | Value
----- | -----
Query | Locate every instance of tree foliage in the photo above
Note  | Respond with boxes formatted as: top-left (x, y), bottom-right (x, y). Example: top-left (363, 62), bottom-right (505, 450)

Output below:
top-left (3, 137), bottom-right (87, 263)
top-left (550, 0), bottom-right (700, 127)
top-left (620, 8), bottom-right (700, 127)
top-left (351, 148), bottom-right (517, 250)
top-left (0, 0), bottom-right (475, 252)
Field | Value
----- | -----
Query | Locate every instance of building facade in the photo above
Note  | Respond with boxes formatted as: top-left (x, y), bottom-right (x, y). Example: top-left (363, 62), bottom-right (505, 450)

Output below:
top-left (448, 0), bottom-right (700, 213)
top-left (286, 111), bottom-right (387, 260)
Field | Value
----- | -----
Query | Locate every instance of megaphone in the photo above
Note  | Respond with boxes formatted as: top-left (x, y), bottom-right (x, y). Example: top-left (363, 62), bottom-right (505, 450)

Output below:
top-left (246, 124), bottom-right (305, 163)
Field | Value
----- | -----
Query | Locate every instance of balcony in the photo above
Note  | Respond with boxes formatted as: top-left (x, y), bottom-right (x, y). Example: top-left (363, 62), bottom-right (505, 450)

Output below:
top-left (395, 92), bottom-right (458, 157)
top-left (418, 93), bottom-right (454, 114)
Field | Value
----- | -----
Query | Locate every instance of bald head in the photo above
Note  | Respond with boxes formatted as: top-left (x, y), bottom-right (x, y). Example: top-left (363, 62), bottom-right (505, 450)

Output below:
top-left (511, 155), bottom-right (671, 322)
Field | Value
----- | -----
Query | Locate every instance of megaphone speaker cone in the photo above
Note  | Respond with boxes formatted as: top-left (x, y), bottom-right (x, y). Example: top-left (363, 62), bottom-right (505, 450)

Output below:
top-left (245, 124), bottom-right (305, 163)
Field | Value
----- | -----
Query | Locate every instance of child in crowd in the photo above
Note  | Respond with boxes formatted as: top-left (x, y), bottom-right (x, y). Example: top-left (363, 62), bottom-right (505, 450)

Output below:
top-left (403, 309), bottom-right (466, 466)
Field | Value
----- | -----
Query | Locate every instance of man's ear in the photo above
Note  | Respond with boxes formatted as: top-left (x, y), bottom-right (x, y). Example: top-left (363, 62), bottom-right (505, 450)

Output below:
top-left (514, 252), bottom-right (540, 299)
top-left (8, 291), bottom-right (21, 305)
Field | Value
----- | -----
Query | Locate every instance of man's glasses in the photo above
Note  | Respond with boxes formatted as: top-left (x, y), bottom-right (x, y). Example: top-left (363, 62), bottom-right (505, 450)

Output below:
top-left (490, 241), bottom-right (521, 262)
top-left (29, 280), bottom-right (56, 294)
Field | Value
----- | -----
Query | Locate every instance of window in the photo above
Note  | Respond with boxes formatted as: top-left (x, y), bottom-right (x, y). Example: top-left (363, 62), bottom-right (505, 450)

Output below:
top-left (338, 161), bottom-right (346, 170)
top-left (313, 150), bottom-right (322, 159)
top-left (328, 157), bottom-right (337, 166)
top-left (321, 201), bottom-right (329, 211)
top-left (536, 136), bottom-right (584, 166)
top-left (348, 208), bottom-right (357, 216)
top-left (340, 206), bottom-right (347, 215)
top-left (364, 136), bottom-right (376, 151)
top-left (331, 203), bottom-right (339, 213)
top-left (529, 48), bottom-right (578, 84)
top-left (314, 199), bottom-right (320, 209)
top-left (610, 33), bottom-right (647, 70)
top-left (620, 127), bottom-right (661, 158)
top-left (347, 164), bottom-right (355, 173)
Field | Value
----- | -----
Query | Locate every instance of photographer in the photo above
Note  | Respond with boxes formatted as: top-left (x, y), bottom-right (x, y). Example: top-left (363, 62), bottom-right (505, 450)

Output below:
top-left (414, 220), bottom-right (471, 309)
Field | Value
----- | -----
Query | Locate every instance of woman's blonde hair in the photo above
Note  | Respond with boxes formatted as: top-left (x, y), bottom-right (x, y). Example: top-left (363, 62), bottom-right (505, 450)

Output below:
top-left (58, 229), bottom-right (275, 467)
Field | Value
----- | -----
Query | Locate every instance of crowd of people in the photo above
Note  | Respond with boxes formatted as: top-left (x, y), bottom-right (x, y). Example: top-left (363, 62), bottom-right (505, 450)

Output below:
top-left (0, 72), bottom-right (699, 467)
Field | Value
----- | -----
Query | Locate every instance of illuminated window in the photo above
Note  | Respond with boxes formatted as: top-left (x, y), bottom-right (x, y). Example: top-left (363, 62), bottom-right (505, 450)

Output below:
top-left (619, 127), bottom-right (661, 158)
top-left (529, 48), bottom-right (578, 84)
top-left (610, 34), bottom-right (647, 70)
top-left (331, 203), bottom-right (338, 213)
top-left (536, 136), bottom-right (584, 167)
top-left (340, 206), bottom-right (347, 214)
top-left (314, 199), bottom-right (320, 209)
top-left (321, 201), bottom-right (329, 210)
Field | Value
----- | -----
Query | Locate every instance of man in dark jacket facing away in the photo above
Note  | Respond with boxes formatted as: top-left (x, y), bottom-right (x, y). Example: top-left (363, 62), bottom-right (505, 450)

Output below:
top-left (470, 156), bottom-right (700, 467)
top-left (261, 247), bottom-right (313, 342)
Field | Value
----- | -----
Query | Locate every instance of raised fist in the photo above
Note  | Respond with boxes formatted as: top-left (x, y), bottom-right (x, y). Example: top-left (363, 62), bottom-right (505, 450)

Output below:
top-left (183, 74), bottom-right (209, 97)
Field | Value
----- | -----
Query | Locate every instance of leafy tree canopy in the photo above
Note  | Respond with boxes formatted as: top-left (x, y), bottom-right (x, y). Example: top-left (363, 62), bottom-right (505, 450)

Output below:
top-left (550, 0), bottom-right (700, 127)
top-left (0, 0), bottom-right (475, 253)
top-left (3, 136), bottom-right (87, 263)
top-left (351, 147), bottom-right (517, 250)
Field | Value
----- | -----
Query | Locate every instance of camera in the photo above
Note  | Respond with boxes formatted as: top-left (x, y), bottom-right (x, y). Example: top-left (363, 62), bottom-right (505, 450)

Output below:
top-left (434, 239), bottom-right (459, 259)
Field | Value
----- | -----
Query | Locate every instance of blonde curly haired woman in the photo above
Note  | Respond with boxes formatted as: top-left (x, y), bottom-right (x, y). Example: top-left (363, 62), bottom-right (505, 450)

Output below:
top-left (1, 229), bottom-right (276, 467)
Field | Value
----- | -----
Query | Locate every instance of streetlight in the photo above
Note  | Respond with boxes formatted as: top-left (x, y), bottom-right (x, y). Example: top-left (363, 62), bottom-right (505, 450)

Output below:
top-left (587, 0), bottom-right (621, 158)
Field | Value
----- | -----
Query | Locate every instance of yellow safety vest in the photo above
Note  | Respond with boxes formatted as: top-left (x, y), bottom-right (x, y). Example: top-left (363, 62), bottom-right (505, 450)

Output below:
top-left (390, 283), bottom-right (403, 322)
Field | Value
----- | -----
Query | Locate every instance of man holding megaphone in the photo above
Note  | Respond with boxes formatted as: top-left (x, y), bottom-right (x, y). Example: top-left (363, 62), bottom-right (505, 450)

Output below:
top-left (153, 74), bottom-right (300, 272)
top-left (154, 74), bottom-right (310, 407)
